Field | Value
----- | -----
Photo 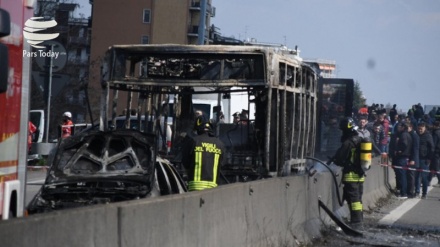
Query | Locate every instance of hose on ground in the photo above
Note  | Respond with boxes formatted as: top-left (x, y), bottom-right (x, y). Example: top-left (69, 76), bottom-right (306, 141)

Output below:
top-left (305, 156), bottom-right (344, 207)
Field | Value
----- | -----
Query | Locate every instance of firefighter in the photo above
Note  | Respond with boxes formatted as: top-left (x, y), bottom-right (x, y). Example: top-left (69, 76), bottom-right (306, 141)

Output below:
top-left (181, 116), bottom-right (225, 191)
top-left (61, 111), bottom-right (74, 138)
top-left (28, 121), bottom-right (37, 153)
top-left (332, 117), bottom-right (366, 229)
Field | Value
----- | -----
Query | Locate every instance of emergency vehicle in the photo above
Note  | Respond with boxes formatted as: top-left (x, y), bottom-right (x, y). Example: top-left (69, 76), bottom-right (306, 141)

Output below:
top-left (0, 0), bottom-right (34, 219)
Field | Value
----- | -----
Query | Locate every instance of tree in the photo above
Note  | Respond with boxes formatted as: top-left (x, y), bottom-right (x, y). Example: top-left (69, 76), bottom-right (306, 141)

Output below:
top-left (353, 80), bottom-right (365, 110)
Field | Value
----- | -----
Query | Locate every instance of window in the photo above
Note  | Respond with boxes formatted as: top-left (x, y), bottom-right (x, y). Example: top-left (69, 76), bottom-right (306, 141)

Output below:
top-left (141, 35), bottom-right (149, 44)
top-left (143, 9), bottom-right (151, 23)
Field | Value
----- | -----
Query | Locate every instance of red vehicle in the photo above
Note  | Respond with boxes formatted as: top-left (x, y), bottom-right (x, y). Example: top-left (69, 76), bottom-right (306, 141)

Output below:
top-left (0, 0), bottom-right (34, 219)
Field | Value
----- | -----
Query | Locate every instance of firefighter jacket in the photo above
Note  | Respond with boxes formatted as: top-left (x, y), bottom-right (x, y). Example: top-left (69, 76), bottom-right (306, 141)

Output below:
top-left (181, 132), bottom-right (225, 191)
top-left (333, 134), bottom-right (365, 182)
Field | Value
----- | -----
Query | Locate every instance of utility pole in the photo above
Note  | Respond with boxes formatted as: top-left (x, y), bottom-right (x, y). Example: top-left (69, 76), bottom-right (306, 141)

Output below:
top-left (45, 44), bottom-right (54, 142)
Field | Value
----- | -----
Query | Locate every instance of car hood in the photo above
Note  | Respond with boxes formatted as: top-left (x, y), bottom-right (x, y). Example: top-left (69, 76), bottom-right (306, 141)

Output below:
top-left (45, 130), bottom-right (156, 185)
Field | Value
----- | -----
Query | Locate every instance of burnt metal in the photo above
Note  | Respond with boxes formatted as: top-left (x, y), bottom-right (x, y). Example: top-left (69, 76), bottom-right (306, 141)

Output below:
top-left (100, 44), bottom-right (319, 181)
top-left (27, 130), bottom-right (186, 214)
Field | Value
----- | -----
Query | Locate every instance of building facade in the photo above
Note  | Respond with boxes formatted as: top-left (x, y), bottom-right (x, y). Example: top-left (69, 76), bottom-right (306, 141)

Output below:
top-left (88, 0), bottom-right (215, 118)
top-left (31, 1), bottom-right (91, 139)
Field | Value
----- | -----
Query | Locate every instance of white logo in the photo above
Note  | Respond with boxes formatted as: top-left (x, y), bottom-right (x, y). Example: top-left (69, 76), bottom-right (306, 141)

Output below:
top-left (23, 17), bottom-right (59, 49)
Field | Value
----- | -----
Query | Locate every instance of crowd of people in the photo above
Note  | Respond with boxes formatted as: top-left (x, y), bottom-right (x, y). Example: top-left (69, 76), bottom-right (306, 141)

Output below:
top-left (329, 103), bottom-right (440, 228)
top-left (354, 103), bottom-right (440, 200)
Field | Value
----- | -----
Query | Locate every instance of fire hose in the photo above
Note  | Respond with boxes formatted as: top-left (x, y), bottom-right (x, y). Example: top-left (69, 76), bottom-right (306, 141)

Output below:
top-left (305, 156), bottom-right (363, 237)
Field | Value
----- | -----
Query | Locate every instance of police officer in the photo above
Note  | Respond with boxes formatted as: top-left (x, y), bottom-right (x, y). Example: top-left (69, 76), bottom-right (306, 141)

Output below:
top-left (182, 116), bottom-right (225, 191)
top-left (332, 117), bottom-right (365, 228)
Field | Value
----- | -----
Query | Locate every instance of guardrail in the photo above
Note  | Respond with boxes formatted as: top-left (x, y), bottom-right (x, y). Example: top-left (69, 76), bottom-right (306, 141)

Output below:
top-left (1, 157), bottom-right (392, 247)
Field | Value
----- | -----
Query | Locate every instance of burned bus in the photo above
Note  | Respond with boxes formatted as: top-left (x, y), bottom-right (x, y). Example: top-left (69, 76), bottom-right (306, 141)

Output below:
top-left (99, 44), bottom-right (318, 182)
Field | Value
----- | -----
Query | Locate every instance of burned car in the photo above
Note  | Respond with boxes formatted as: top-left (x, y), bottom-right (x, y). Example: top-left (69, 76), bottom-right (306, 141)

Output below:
top-left (27, 130), bottom-right (186, 214)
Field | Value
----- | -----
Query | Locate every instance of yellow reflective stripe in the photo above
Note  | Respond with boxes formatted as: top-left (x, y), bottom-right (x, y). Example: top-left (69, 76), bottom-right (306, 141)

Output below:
top-left (213, 153), bottom-right (219, 184)
top-left (343, 172), bottom-right (365, 182)
top-left (195, 151), bottom-right (202, 181)
top-left (351, 202), bottom-right (363, 211)
top-left (350, 148), bottom-right (356, 163)
top-left (188, 181), bottom-right (217, 191)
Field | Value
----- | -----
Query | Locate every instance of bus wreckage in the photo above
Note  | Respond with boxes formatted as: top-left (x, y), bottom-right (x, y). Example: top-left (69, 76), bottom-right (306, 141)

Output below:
top-left (28, 44), bottom-right (324, 213)
top-left (98, 44), bottom-right (319, 182)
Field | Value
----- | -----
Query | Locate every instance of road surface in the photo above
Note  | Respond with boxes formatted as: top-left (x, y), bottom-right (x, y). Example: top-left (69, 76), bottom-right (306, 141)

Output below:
top-left (25, 168), bottom-right (47, 206)
top-left (315, 178), bottom-right (440, 246)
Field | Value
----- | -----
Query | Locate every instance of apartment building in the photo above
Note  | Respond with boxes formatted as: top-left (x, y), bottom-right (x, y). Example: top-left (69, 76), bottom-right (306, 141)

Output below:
top-left (31, 1), bottom-right (91, 138)
top-left (88, 0), bottom-right (215, 117)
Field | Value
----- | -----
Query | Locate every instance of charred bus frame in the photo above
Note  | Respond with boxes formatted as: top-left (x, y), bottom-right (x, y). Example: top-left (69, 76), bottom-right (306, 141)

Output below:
top-left (100, 44), bottom-right (318, 180)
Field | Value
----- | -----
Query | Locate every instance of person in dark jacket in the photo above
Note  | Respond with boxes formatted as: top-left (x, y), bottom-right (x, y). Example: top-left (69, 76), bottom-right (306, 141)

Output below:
top-left (181, 116), bottom-right (225, 191)
top-left (394, 121), bottom-right (413, 199)
top-left (332, 117), bottom-right (365, 227)
top-left (389, 104), bottom-right (398, 124)
top-left (406, 122), bottom-right (419, 198)
top-left (371, 123), bottom-right (385, 156)
top-left (429, 121), bottom-right (440, 187)
top-left (414, 103), bottom-right (424, 123)
top-left (389, 114), bottom-right (404, 193)
top-left (416, 122), bottom-right (434, 199)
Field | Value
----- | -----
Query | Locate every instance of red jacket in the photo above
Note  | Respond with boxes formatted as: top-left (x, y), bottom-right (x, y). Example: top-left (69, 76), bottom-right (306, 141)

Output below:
top-left (28, 122), bottom-right (37, 152)
top-left (62, 120), bottom-right (74, 138)
top-left (378, 119), bottom-right (390, 145)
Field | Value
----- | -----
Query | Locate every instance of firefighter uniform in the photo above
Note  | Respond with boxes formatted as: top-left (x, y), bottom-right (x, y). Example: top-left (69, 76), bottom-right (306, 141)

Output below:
top-left (182, 117), bottom-right (225, 191)
top-left (333, 118), bottom-right (365, 225)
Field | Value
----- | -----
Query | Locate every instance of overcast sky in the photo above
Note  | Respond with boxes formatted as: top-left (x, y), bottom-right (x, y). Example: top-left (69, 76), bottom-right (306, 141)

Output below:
top-left (75, 0), bottom-right (439, 112)
top-left (213, 0), bottom-right (440, 112)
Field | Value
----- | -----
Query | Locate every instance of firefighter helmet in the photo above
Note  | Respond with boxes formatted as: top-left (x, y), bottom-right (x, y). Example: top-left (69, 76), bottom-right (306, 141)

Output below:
top-left (339, 117), bottom-right (357, 132)
top-left (63, 111), bottom-right (72, 118)
top-left (194, 115), bottom-right (211, 135)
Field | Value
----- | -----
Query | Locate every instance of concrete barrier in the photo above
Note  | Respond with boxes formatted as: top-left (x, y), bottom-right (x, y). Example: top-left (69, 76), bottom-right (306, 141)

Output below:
top-left (0, 157), bottom-right (393, 247)
top-left (31, 142), bottom-right (57, 156)
top-left (0, 204), bottom-right (119, 247)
